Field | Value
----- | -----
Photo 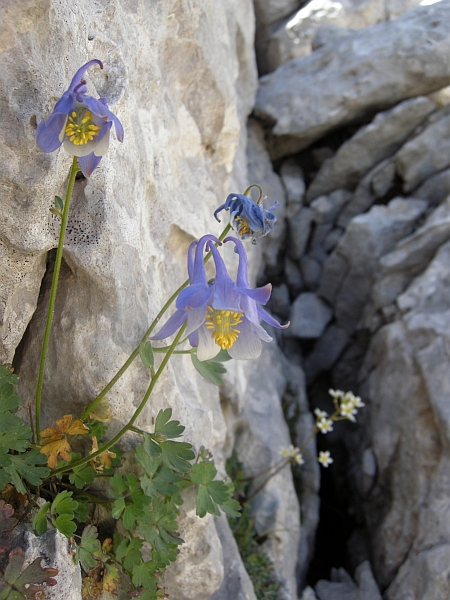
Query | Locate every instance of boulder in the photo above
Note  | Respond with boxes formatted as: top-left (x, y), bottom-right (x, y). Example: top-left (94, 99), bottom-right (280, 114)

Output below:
top-left (287, 292), bottom-right (333, 339)
top-left (306, 96), bottom-right (437, 201)
top-left (255, 2), bottom-right (450, 158)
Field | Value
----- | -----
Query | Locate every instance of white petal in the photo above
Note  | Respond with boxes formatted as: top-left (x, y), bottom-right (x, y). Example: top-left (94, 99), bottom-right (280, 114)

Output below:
top-left (197, 325), bottom-right (220, 361)
top-left (228, 319), bottom-right (262, 360)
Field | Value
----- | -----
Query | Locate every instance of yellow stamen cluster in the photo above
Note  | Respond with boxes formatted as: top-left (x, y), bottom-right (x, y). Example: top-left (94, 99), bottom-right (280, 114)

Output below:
top-left (205, 307), bottom-right (243, 349)
top-left (234, 216), bottom-right (251, 236)
top-left (65, 110), bottom-right (101, 145)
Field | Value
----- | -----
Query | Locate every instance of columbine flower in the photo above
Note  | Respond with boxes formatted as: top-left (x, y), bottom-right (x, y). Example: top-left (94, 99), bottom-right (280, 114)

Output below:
top-left (318, 451), bottom-right (333, 468)
top-left (280, 445), bottom-right (304, 465)
top-left (36, 59), bottom-right (124, 177)
top-left (316, 417), bottom-right (334, 434)
top-left (214, 193), bottom-right (278, 244)
top-left (151, 235), bottom-right (288, 360)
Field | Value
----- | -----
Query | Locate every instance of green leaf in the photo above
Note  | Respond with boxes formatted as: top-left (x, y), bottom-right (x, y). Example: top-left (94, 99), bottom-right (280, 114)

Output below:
top-left (140, 341), bottom-right (155, 369)
top-left (220, 496), bottom-right (241, 518)
top-left (74, 502), bottom-right (89, 523)
top-left (75, 525), bottom-right (101, 572)
top-left (131, 561), bottom-right (158, 590)
top-left (51, 490), bottom-right (78, 516)
top-left (111, 497), bottom-right (126, 520)
top-left (2, 451), bottom-right (49, 494)
top-left (191, 354), bottom-right (226, 386)
top-left (54, 195), bottom-right (64, 212)
top-left (85, 419), bottom-right (108, 441)
top-left (135, 444), bottom-right (161, 478)
top-left (189, 461), bottom-right (217, 485)
top-left (53, 513), bottom-right (77, 537)
top-left (154, 408), bottom-right (185, 439)
top-left (33, 502), bottom-right (50, 536)
top-left (159, 440), bottom-right (195, 474)
top-left (209, 349), bottom-right (232, 363)
top-left (68, 464), bottom-right (96, 489)
top-left (196, 485), bottom-right (220, 518)
top-left (0, 414), bottom-right (32, 453)
top-left (115, 537), bottom-right (143, 571)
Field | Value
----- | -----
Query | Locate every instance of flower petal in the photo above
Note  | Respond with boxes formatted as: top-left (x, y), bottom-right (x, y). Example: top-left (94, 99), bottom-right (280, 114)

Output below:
top-left (187, 240), bottom-right (198, 281)
top-left (228, 319), bottom-right (263, 360)
top-left (197, 325), bottom-right (221, 361)
top-left (150, 310), bottom-right (187, 341)
top-left (82, 95), bottom-right (124, 142)
top-left (237, 284), bottom-right (272, 305)
top-left (189, 329), bottom-right (199, 348)
top-left (67, 60), bottom-right (103, 93)
top-left (185, 306), bottom-right (208, 336)
top-left (77, 153), bottom-right (102, 178)
top-left (193, 235), bottom-right (220, 285)
top-left (207, 242), bottom-right (241, 310)
top-left (36, 112), bottom-right (68, 152)
top-left (257, 305), bottom-right (289, 329)
top-left (177, 283), bottom-right (211, 310)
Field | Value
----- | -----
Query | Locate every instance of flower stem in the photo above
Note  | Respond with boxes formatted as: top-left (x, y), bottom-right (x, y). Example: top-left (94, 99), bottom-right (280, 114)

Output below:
top-left (52, 323), bottom-right (187, 476)
top-left (35, 156), bottom-right (79, 440)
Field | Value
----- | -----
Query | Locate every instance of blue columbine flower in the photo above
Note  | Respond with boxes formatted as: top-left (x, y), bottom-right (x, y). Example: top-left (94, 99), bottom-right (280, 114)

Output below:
top-left (214, 193), bottom-right (279, 244)
top-left (36, 59), bottom-right (124, 177)
top-left (152, 235), bottom-right (288, 361)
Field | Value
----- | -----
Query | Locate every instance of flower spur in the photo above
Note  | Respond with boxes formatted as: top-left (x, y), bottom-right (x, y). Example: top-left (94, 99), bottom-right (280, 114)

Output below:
top-left (36, 59), bottom-right (124, 177)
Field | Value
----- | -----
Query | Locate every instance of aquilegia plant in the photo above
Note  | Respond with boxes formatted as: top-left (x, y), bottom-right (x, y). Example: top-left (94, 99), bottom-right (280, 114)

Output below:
top-left (0, 60), bottom-right (363, 600)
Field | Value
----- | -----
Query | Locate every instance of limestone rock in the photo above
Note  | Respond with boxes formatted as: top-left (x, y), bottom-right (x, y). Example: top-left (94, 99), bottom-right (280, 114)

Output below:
top-left (225, 343), bottom-right (302, 600)
top-left (24, 529), bottom-right (82, 600)
top-left (255, 2), bottom-right (450, 158)
top-left (304, 325), bottom-right (350, 384)
top-left (280, 159), bottom-right (306, 213)
top-left (315, 562), bottom-right (382, 600)
top-left (415, 167), bottom-right (450, 206)
top-left (266, 0), bottom-right (424, 72)
top-left (319, 198), bottom-right (427, 334)
top-left (396, 108), bottom-right (450, 191)
top-left (209, 516), bottom-right (257, 600)
top-left (287, 292), bottom-right (333, 339)
top-left (287, 207), bottom-right (313, 261)
top-left (369, 197), bottom-right (450, 313)
top-left (307, 97), bottom-right (437, 201)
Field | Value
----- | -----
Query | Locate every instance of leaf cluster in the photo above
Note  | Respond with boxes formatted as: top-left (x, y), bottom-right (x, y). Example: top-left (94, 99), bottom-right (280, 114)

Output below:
top-left (33, 490), bottom-right (79, 537)
top-left (0, 547), bottom-right (58, 600)
top-left (0, 366), bottom-right (49, 495)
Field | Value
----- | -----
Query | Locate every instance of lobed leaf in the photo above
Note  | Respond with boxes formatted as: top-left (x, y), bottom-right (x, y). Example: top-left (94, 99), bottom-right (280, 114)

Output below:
top-left (191, 354), bottom-right (226, 386)
top-left (75, 525), bottom-right (101, 572)
top-left (2, 451), bottom-right (49, 495)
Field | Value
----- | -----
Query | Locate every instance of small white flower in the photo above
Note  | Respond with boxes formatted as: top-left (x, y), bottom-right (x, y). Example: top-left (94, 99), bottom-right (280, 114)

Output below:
top-left (340, 403), bottom-right (357, 422)
top-left (314, 408), bottom-right (328, 419)
top-left (317, 417), bottom-right (334, 434)
top-left (294, 452), bottom-right (305, 465)
top-left (280, 445), bottom-right (303, 463)
top-left (318, 450), bottom-right (333, 467)
top-left (328, 388), bottom-right (344, 399)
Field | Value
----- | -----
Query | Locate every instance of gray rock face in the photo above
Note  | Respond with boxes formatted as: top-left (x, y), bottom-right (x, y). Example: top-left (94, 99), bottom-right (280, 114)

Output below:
top-left (307, 97), bottom-right (437, 201)
top-left (24, 529), bottom-right (82, 600)
top-left (319, 198), bottom-right (427, 334)
top-left (255, 2), bottom-right (450, 158)
top-left (396, 108), bottom-right (450, 191)
top-left (266, 0), bottom-right (424, 73)
top-left (315, 562), bottom-right (382, 600)
top-left (224, 343), bottom-right (303, 600)
top-left (288, 292), bottom-right (333, 339)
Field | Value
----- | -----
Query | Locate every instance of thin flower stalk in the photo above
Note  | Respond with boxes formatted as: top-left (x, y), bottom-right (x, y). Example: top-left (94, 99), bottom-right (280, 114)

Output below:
top-left (35, 156), bottom-right (79, 440)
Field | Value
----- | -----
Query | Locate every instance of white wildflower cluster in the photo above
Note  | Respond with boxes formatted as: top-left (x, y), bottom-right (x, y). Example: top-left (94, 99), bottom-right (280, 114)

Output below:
top-left (318, 450), bottom-right (333, 468)
top-left (314, 408), bottom-right (334, 434)
top-left (329, 389), bottom-right (365, 423)
top-left (280, 444), bottom-right (304, 465)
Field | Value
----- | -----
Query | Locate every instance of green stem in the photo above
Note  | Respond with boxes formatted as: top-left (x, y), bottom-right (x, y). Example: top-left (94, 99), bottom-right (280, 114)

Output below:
top-left (51, 323), bottom-right (187, 476)
top-left (35, 157), bottom-right (79, 440)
